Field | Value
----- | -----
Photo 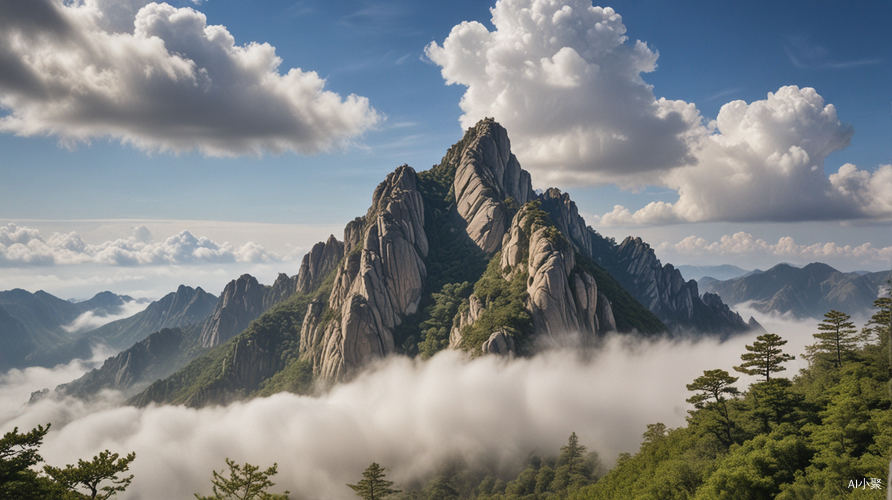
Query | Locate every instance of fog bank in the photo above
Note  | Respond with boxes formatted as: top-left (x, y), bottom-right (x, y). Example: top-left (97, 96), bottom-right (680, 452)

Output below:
top-left (0, 314), bottom-right (826, 500)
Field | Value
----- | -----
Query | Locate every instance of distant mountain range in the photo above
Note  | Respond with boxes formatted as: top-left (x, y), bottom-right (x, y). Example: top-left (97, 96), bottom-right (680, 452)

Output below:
top-left (0, 289), bottom-right (135, 371)
top-left (677, 264), bottom-right (752, 281)
top-left (700, 262), bottom-right (891, 319)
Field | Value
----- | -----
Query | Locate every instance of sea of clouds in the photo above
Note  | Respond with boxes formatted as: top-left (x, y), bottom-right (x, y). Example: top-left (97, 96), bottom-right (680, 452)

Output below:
top-left (0, 311), bottom-right (822, 499)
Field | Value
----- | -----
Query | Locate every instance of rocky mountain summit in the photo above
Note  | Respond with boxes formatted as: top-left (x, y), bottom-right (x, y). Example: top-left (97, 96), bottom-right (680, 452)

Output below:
top-left (130, 118), bottom-right (755, 407)
top-left (200, 275), bottom-right (266, 348)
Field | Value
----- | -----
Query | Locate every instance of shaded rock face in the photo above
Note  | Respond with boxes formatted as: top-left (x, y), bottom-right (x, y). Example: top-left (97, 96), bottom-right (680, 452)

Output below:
top-left (145, 285), bottom-right (218, 333)
top-left (60, 328), bottom-right (186, 397)
top-left (616, 237), bottom-right (695, 321)
top-left (452, 118), bottom-right (536, 254)
top-left (264, 273), bottom-right (298, 310)
top-left (296, 235), bottom-right (345, 294)
top-left (200, 275), bottom-right (265, 348)
top-left (303, 166), bottom-right (429, 381)
top-left (539, 188), bottom-right (592, 256)
top-left (614, 237), bottom-right (749, 334)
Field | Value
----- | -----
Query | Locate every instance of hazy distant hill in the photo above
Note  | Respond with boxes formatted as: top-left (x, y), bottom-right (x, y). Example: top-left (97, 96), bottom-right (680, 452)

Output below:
top-left (700, 262), bottom-right (891, 319)
top-left (58, 325), bottom-right (206, 398)
top-left (677, 264), bottom-right (751, 281)
top-left (26, 285), bottom-right (217, 368)
top-left (57, 274), bottom-right (313, 398)
top-left (0, 289), bottom-right (137, 371)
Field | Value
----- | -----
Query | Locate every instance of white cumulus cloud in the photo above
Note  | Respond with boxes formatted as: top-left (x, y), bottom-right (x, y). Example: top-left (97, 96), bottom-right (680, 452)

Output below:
top-left (0, 224), bottom-right (290, 267)
top-left (428, 2), bottom-right (889, 224)
top-left (656, 231), bottom-right (892, 266)
top-left (0, 0), bottom-right (380, 156)
top-left (425, 0), bottom-right (699, 186)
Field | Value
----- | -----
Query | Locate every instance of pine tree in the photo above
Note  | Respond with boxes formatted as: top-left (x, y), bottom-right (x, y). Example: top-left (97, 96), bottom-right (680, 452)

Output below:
top-left (44, 449), bottom-right (136, 500)
top-left (811, 310), bottom-right (858, 367)
top-left (347, 463), bottom-right (400, 500)
top-left (734, 333), bottom-right (794, 382)
top-left (861, 285), bottom-right (891, 346)
top-left (194, 459), bottom-right (289, 500)
top-left (0, 424), bottom-right (57, 500)
top-left (686, 369), bottom-right (740, 445)
top-left (551, 431), bottom-right (595, 493)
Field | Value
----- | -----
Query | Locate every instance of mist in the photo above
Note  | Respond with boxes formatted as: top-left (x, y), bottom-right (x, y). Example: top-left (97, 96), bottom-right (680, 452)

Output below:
top-left (62, 300), bottom-right (151, 334)
top-left (0, 312), bottom-right (826, 500)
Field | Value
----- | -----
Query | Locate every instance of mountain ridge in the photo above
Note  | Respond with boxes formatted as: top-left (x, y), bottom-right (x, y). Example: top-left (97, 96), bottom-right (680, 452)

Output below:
top-left (127, 118), bottom-right (754, 407)
top-left (701, 262), bottom-right (891, 319)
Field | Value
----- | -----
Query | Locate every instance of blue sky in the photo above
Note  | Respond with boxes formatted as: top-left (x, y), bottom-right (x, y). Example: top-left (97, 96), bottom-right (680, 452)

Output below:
top-left (0, 0), bottom-right (890, 299)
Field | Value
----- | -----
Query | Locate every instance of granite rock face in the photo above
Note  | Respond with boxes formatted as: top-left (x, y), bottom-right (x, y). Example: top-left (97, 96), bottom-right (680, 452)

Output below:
top-left (452, 118), bottom-right (536, 254)
top-left (200, 275), bottom-right (265, 348)
top-left (296, 235), bottom-right (345, 294)
top-left (448, 294), bottom-right (484, 350)
top-left (506, 205), bottom-right (614, 340)
top-left (482, 329), bottom-right (515, 356)
top-left (451, 204), bottom-right (615, 354)
top-left (302, 166), bottom-right (429, 380)
top-left (538, 188), bottom-right (592, 256)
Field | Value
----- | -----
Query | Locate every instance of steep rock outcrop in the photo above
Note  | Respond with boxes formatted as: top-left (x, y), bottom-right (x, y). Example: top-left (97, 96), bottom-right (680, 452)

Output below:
top-left (448, 295), bottom-right (484, 349)
top-left (503, 204), bottom-right (613, 340)
top-left (538, 188), bottom-right (592, 256)
top-left (308, 166), bottom-right (429, 380)
top-left (295, 235), bottom-right (345, 294)
top-left (452, 118), bottom-right (536, 254)
top-left (614, 237), bottom-right (750, 334)
top-left (482, 329), bottom-right (515, 356)
top-left (451, 203), bottom-right (615, 353)
top-left (200, 275), bottom-right (265, 348)
top-left (263, 273), bottom-right (298, 310)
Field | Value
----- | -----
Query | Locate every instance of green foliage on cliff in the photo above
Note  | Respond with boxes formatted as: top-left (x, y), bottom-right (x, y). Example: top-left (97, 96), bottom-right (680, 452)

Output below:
top-left (458, 254), bottom-right (533, 355)
top-left (417, 282), bottom-right (474, 359)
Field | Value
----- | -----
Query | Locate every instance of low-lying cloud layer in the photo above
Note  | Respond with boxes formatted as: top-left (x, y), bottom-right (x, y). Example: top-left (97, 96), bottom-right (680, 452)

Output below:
top-left (0, 0), bottom-right (380, 156)
top-left (62, 299), bottom-right (151, 334)
top-left (0, 223), bottom-right (296, 267)
top-left (2, 319), bottom-right (821, 500)
top-left (429, 0), bottom-right (891, 224)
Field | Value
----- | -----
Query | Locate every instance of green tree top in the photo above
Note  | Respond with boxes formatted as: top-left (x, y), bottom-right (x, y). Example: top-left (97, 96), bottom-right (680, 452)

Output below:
top-left (810, 310), bottom-right (858, 367)
top-left (348, 462), bottom-right (400, 500)
top-left (686, 369), bottom-right (740, 409)
top-left (734, 333), bottom-right (795, 382)
top-left (0, 424), bottom-right (48, 484)
top-left (194, 459), bottom-right (289, 500)
top-left (44, 449), bottom-right (136, 500)
top-left (862, 288), bottom-right (891, 344)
